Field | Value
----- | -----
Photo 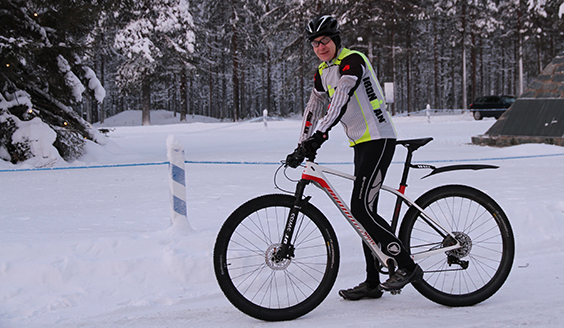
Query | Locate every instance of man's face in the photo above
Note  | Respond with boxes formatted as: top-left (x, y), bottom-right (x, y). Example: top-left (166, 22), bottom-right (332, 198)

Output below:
top-left (312, 35), bottom-right (336, 62)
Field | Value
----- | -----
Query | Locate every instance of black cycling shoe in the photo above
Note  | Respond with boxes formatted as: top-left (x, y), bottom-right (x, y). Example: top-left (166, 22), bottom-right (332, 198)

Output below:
top-left (379, 264), bottom-right (423, 291)
top-left (338, 282), bottom-right (384, 300)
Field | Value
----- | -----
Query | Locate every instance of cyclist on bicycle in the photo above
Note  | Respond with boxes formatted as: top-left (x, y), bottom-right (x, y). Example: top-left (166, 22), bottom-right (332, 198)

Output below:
top-left (286, 15), bottom-right (423, 299)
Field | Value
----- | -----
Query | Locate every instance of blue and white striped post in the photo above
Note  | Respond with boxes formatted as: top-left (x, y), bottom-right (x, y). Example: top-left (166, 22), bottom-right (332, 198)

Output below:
top-left (166, 135), bottom-right (191, 230)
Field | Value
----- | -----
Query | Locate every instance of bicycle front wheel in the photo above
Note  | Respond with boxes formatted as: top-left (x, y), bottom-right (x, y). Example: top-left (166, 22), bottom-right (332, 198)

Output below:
top-left (213, 194), bottom-right (339, 321)
top-left (399, 185), bottom-right (514, 307)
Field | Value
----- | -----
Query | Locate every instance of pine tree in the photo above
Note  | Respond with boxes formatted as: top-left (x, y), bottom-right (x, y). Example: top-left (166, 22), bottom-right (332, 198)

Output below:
top-left (0, 0), bottom-right (105, 165)
top-left (112, 0), bottom-right (196, 126)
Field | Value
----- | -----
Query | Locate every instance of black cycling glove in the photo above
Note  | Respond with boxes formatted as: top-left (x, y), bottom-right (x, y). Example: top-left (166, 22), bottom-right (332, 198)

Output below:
top-left (301, 131), bottom-right (328, 158)
top-left (285, 146), bottom-right (305, 168)
top-left (285, 131), bottom-right (328, 168)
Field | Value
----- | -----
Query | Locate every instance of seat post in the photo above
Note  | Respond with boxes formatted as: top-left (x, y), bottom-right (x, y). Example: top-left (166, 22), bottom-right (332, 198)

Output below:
top-left (391, 148), bottom-right (413, 232)
top-left (391, 137), bottom-right (432, 232)
top-left (398, 149), bottom-right (414, 194)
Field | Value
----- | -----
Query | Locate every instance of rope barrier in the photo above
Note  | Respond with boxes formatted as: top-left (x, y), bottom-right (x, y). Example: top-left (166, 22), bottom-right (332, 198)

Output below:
top-left (0, 161), bottom-right (168, 173)
top-left (1, 152), bottom-right (563, 173)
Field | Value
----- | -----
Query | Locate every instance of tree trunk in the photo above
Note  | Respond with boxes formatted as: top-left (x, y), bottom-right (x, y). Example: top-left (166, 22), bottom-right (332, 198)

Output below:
top-left (99, 56), bottom-right (105, 123)
top-left (180, 66), bottom-right (187, 122)
top-left (241, 58), bottom-right (246, 117)
top-left (209, 41), bottom-right (213, 118)
top-left (536, 37), bottom-right (542, 75)
top-left (299, 42), bottom-right (305, 115)
top-left (266, 48), bottom-right (272, 115)
top-left (390, 28), bottom-right (396, 113)
top-left (142, 77), bottom-right (151, 126)
top-left (461, 2), bottom-right (467, 110)
top-left (433, 21), bottom-right (439, 109)
top-left (471, 33), bottom-right (477, 103)
top-left (406, 29), bottom-right (412, 112)
top-left (451, 48), bottom-right (457, 109)
top-left (231, 3), bottom-right (240, 121)
top-left (189, 73), bottom-right (194, 118)
top-left (517, 4), bottom-right (524, 96)
top-left (517, 33), bottom-right (524, 96)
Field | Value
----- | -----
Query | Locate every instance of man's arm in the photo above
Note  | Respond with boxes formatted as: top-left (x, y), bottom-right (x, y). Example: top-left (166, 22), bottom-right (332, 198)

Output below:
top-left (298, 72), bottom-right (327, 143)
top-left (315, 54), bottom-right (365, 134)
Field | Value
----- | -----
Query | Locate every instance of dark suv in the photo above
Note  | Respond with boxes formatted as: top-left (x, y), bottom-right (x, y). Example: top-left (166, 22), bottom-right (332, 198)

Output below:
top-left (469, 95), bottom-right (516, 120)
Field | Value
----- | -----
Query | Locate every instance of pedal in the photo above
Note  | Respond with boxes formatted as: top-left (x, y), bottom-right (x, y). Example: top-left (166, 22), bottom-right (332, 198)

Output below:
top-left (389, 289), bottom-right (402, 295)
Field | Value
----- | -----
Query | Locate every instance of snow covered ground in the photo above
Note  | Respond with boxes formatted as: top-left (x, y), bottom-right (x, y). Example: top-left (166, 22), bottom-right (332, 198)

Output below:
top-left (1, 110), bottom-right (563, 327)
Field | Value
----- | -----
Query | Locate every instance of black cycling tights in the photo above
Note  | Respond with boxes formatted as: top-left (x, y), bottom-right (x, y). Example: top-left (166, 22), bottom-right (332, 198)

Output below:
top-left (350, 139), bottom-right (416, 286)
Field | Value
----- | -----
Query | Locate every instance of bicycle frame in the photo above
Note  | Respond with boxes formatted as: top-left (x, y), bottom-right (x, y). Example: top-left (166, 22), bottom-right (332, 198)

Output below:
top-left (293, 161), bottom-right (462, 267)
top-left (277, 137), bottom-right (499, 269)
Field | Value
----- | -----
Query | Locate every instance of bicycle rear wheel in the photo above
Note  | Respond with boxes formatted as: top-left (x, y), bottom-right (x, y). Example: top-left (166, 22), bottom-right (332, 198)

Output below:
top-left (213, 194), bottom-right (339, 321)
top-left (399, 185), bottom-right (514, 306)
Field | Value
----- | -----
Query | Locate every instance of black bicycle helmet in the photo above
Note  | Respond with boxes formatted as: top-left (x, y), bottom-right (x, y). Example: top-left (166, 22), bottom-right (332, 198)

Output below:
top-left (306, 15), bottom-right (341, 48)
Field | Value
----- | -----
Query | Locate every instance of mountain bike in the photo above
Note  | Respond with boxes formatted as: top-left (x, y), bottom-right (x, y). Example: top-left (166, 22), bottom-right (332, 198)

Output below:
top-left (213, 137), bottom-right (515, 321)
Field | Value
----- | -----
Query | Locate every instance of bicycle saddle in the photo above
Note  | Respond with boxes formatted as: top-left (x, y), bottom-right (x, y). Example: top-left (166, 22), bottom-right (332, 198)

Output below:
top-left (397, 137), bottom-right (434, 152)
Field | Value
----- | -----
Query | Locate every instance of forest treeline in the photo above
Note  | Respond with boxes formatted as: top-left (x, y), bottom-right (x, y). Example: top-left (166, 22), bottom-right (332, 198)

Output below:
top-left (2, 0), bottom-right (564, 127)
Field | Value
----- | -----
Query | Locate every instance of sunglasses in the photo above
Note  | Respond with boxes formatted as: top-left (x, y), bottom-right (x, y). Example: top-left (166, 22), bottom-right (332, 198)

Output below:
top-left (311, 36), bottom-right (332, 48)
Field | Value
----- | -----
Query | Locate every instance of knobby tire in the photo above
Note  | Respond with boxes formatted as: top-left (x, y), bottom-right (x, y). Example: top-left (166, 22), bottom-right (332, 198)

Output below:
top-left (399, 185), bottom-right (514, 307)
top-left (213, 194), bottom-right (339, 321)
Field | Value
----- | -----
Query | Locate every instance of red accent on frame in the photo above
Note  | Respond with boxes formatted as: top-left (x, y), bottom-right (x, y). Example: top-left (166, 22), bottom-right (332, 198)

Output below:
top-left (302, 174), bottom-right (350, 216)
top-left (302, 173), bottom-right (379, 247)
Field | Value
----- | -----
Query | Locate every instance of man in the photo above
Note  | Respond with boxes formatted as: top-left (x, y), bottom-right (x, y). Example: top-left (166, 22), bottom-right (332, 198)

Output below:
top-left (285, 15), bottom-right (423, 300)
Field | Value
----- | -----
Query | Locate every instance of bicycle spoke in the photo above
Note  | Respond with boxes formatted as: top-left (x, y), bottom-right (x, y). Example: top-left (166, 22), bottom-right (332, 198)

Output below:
top-left (401, 186), bottom-right (514, 306)
top-left (216, 195), bottom-right (338, 315)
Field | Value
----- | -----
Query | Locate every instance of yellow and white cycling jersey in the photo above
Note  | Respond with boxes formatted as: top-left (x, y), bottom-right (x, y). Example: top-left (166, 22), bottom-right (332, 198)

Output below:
top-left (299, 48), bottom-right (396, 146)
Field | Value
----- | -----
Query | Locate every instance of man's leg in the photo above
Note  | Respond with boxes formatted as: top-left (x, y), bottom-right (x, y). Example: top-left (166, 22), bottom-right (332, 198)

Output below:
top-left (339, 139), bottom-right (390, 300)
top-left (338, 243), bottom-right (383, 300)
top-left (349, 139), bottom-right (422, 293)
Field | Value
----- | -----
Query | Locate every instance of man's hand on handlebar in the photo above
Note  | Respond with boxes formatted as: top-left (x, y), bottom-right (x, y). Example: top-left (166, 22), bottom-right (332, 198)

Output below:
top-left (285, 146), bottom-right (306, 168)
top-left (285, 131), bottom-right (328, 168)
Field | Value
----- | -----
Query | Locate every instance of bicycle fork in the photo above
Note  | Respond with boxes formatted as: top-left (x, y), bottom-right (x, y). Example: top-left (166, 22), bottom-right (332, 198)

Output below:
top-left (275, 179), bottom-right (311, 261)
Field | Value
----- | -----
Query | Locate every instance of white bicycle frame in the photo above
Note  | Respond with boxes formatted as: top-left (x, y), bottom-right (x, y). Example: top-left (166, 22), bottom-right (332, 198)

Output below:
top-left (300, 160), bottom-right (461, 267)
